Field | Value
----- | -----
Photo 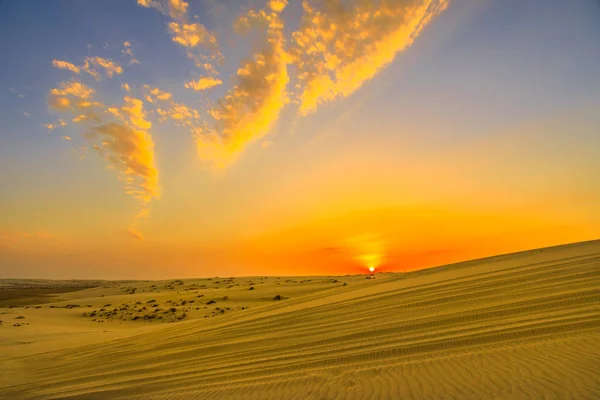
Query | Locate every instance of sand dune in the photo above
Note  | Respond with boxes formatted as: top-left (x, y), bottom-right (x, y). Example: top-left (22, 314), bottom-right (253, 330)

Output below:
top-left (1, 240), bottom-right (599, 399)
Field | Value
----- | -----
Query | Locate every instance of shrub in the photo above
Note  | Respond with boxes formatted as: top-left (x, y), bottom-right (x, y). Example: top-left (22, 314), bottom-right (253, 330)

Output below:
top-left (223, 296), bottom-right (228, 300)
top-left (249, 287), bottom-right (255, 291)
top-left (207, 300), bottom-right (216, 305)
top-left (15, 316), bottom-right (25, 319)
top-left (147, 300), bottom-right (156, 303)
top-left (273, 295), bottom-right (282, 301)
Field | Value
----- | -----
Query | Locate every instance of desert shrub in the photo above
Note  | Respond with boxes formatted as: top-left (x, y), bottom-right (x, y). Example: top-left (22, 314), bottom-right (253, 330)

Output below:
top-left (223, 296), bottom-right (228, 300)
top-left (249, 287), bottom-right (255, 291)
top-left (273, 295), bottom-right (282, 301)
top-left (147, 299), bottom-right (156, 303)
top-left (15, 316), bottom-right (25, 319)
top-left (169, 307), bottom-right (177, 312)
top-left (343, 282), bottom-right (348, 286)
top-left (207, 300), bottom-right (216, 305)
top-left (182, 300), bottom-right (187, 305)
top-left (104, 304), bottom-right (112, 307)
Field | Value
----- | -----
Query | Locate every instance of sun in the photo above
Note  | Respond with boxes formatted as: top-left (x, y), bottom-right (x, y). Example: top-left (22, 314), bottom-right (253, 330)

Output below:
top-left (369, 267), bottom-right (375, 272)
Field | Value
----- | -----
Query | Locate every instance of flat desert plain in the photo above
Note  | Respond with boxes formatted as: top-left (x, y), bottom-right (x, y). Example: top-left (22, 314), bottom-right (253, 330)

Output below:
top-left (1, 240), bottom-right (599, 399)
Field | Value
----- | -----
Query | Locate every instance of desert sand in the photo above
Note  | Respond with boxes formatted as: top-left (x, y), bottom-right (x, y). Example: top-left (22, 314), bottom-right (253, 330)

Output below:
top-left (1, 240), bottom-right (598, 399)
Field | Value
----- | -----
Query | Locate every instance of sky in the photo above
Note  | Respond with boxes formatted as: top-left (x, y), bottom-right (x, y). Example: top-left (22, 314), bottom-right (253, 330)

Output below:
top-left (0, 0), bottom-right (599, 279)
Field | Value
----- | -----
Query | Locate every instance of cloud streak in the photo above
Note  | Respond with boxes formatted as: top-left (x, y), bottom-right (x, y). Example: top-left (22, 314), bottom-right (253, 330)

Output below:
top-left (290, 0), bottom-right (449, 115)
top-left (196, 0), bottom-right (290, 167)
top-left (137, 0), bottom-right (221, 74)
top-left (47, 74), bottom-right (159, 226)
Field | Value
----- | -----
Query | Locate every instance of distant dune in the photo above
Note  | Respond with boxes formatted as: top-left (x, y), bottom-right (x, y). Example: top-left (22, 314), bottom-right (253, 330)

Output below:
top-left (1, 240), bottom-right (599, 399)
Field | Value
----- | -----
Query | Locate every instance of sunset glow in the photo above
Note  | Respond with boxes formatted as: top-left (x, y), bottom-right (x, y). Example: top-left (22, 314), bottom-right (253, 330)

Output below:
top-left (1, 0), bottom-right (599, 279)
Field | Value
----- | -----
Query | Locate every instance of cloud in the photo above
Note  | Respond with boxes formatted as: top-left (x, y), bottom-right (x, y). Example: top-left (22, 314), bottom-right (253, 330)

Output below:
top-left (168, 21), bottom-right (218, 48)
top-left (185, 76), bottom-right (222, 91)
top-left (52, 59), bottom-right (81, 74)
top-left (145, 86), bottom-right (173, 102)
top-left (127, 227), bottom-right (145, 240)
top-left (196, 1), bottom-right (289, 167)
top-left (137, 0), bottom-right (221, 73)
top-left (83, 56), bottom-right (124, 78)
top-left (121, 42), bottom-right (140, 65)
top-left (290, 0), bottom-right (449, 115)
top-left (87, 120), bottom-right (158, 207)
top-left (121, 83), bottom-right (131, 92)
top-left (50, 81), bottom-right (94, 100)
top-left (61, 136), bottom-right (72, 141)
top-left (48, 79), bottom-right (159, 222)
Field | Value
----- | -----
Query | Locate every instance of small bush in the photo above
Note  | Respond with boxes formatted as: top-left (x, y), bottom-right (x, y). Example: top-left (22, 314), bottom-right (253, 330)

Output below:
top-left (15, 316), bottom-right (25, 319)
top-left (273, 295), bottom-right (282, 301)
top-left (249, 287), bottom-right (255, 291)
top-left (207, 300), bottom-right (216, 305)
top-left (223, 296), bottom-right (228, 300)
top-left (147, 300), bottom-right (156, 303)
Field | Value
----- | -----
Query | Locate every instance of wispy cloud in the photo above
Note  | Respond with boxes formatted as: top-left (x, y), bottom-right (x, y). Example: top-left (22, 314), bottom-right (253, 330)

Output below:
top-left (196, 0), bottom-right (289, 167)
top-left (83, 56), bottom-right (124, 78)
top-left (137, 0), bottom-right (221, 74)
top-left (52, 59), bottom-right (81, 74)
top-left (290, 0), bottom-right (449, 115)
top-left (127, 227), bottom-right (145, 240)
top-left (184, 76), bottom-right (222, 91)
top-left (47, 76), bottom-right (159, 227)
top-left (121, 41), bottom-right (140, 65)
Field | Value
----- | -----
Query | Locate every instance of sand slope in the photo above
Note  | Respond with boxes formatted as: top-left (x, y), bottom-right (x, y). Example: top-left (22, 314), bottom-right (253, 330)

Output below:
top-left (1, 240), bottom-right (599, 399)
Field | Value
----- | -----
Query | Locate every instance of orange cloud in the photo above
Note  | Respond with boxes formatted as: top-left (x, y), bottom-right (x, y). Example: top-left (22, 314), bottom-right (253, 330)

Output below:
top-left (137, 0), bottom-right (221, 73)
top-left (121, 42), bottom-right (140, 65)
top-left (127, 227), bottom-right (145, 240)
top-left (145, 86), bottom-right (173, 102)
top-left (52, 59), bottom-right (81, 74)
top-left (290, 0), bottom-right (449, 114)
top-left (83, 56), bottom-right (124, 78)
top-left (197, 1), bottom-right (289, 167)
top-left (48, 79), bottom-right (159, 223)
top-left (185, 76), bottom-right (222, 91)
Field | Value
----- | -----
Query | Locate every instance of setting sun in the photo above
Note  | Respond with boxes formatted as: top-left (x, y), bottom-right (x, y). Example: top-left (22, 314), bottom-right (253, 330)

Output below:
top-left (369, 267), bottom-right (375, 272)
